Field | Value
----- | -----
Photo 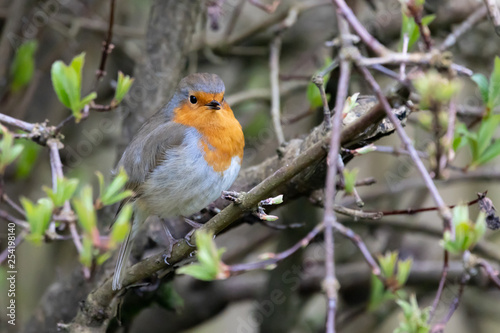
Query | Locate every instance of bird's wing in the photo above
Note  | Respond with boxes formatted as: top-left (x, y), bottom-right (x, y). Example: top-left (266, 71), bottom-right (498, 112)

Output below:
top-left (115, 115), bottom-right (187, 214)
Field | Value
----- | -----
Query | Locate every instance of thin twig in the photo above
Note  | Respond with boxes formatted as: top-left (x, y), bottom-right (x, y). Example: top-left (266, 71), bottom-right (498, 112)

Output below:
top-left (269, 32), bottom-right (285, 144)
top-left (2, 193), bottom-right (25, 216)
top-left (431, 273), bottom-right (469, 332)
top-left (322, 11), bottom-right (352, 332)
top-left (313, 75), bottom-right (332, 130)
top-left (354, 60), bottom-right (453, 230)
top-left (229, 222), bottom-right (324, 273)
top-left (332, 0), bottom-right (389, 56)
top-left (224, 0), bottom-right (246, 39)
top-left (428, 250), bottom-right (449, 323)
top-left (0, 113), bottom-right (35, 132)
top-left (95, 0), bottom-right (116, 82)
top-left (378, 192), bottom-right (484, 216)
top-left (0, 208), bottom-right (29, 229)
top-left (438, 5), bottom-right (488, 51)
top-left (477, 258), bottom-right (500, 289)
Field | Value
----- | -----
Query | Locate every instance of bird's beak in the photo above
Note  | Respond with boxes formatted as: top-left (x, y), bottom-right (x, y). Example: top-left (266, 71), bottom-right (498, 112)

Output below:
top-left (205, 100), bottom-right (221, 110)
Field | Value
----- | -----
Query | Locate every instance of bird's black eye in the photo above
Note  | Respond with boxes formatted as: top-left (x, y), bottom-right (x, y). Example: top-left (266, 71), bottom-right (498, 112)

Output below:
top-left (189, 95), bottom-right (197, 104)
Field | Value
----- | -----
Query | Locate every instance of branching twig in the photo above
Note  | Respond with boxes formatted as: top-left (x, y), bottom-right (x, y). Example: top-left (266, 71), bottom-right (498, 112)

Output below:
top-left (431, 273), bottom-right (469, 333)
top-left (332, 0), bottom-right (389, 56)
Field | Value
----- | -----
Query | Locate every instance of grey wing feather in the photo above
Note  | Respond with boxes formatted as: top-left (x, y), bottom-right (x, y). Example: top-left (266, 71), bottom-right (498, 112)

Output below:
top-left (115, 114), bottom-right (187, 214)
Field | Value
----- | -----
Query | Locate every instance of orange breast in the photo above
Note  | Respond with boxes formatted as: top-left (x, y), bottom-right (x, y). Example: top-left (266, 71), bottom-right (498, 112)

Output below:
top-left (172, 99), bottom-right (244, 173)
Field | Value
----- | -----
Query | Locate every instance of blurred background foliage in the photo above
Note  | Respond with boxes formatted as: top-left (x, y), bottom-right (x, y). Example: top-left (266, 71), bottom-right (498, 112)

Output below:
top-left (0, 0), bottom-right (500, 332)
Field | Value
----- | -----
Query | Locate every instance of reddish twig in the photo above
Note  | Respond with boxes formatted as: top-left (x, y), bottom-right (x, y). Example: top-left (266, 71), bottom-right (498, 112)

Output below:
top-left (95, 0), bottom-right (116, 82)
top-left (378, 192), bottom-right (485, 216)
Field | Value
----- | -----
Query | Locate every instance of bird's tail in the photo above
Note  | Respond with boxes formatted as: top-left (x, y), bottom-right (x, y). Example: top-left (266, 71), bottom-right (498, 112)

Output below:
top-left (112, 211), bottom-right (143, 290)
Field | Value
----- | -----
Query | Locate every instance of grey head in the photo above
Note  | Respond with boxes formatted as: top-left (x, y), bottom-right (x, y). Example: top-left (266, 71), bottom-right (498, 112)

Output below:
top-left (161, 73), bottom-right (226, 118)
top-left (177, 73), bottom-right (225, 95)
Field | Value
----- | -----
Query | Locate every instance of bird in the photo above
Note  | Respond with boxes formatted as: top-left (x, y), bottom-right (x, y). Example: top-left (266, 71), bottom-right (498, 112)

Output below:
top-left (112, 73), bottom-right (245, 290)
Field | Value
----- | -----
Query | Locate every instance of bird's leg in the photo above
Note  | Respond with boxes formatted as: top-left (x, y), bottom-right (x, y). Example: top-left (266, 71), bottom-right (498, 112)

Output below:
top-left (183, 217), bottom-right (203, 247)
top-left (161, 222), bottom-right (183, 265)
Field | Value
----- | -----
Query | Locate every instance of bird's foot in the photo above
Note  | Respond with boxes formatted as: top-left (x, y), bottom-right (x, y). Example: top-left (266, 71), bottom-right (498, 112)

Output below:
top-left (221, 190), bottom-right (244, 204)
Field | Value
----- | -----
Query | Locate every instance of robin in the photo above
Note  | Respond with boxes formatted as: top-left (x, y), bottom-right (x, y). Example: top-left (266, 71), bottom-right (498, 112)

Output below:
top-left (113, 73), bottom-right (245, 290)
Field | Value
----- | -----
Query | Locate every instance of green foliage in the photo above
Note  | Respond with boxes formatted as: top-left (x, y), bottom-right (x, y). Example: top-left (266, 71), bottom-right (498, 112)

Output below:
top-left (43, 177), bottom-right (79, 207)
top-left (113, 71), bottom-right (134, 105)
top-left (96, 167), bottom-right (134, 207)
top-left (72, 185), bottom-right (97, 235)
top-left (369, 251), bottom-right (412, 311)
top-left (51, 53), bottom-right (97, 122)
top-left (413, 71), bottom-right (459, 109)
top-left (394, 294), bottom-right (430, 333)
top-left (21, 197), bottom-right (54, 245)
top-left (14, 139), bottom-right (41, 179)
top-left (471, 56), bottom-right (500, 115)
top-left (342, 168), bottom-right (359, 195)
top-left (177, 231), bottom-right (228, 281)
top-left (306, 57), bottom-right (333, 108)
top-left (399, 10), bottom-right (435, 51)
top-left (453, 115), bottom-right (500, 169)
top-left (10, 40), bottom-right (37, 92)
top-left (80, 236), bottom-right (94, 268)
top-left (441, 205), bottom-right (486, 254)
top-left (0, 126), bottom-right (24, 174)
top-left (110, 204), bottom-right (132, 247)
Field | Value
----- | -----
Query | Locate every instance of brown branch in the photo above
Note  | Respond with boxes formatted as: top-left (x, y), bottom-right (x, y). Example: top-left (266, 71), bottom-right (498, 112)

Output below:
top-left (95, 0), bottom-right (116, 82)
top-left (483, 0), bottom-right (500, 35)
top-left (431, 273), bottom-right (469, 333)
top-left (0, 113), bottom-right (35, 132)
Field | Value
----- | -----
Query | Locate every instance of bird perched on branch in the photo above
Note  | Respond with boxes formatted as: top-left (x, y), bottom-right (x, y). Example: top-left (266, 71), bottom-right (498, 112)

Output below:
top-left (113, 73), bottom-right (244, 290)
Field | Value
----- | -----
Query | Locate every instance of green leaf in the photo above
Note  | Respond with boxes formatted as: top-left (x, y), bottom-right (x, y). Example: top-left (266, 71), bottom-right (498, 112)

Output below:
top-left (488, 56), bottom-right (500, 111)
top-left (110, 204), bottom-right (132, 246)
top-left (21, 197), bottom-right (53, 245)
top-left (114, 71), bottom-right (134, 104)
top-left (72, 185), bottom-right (97, 234)
top-left (14, 139), bottom-right (40, 179)
top-left (69, 53), bottom-right (85, 94)
top-left (99, 167), bottom-right (133, 206)
top-left (421, 14), bottom-right (436, 27)
top-left (176, 264), bottom-right (216, 281)
top-left (477, 115), bottom-right (500, 156)
top-left (10, 40), bottom-right (38, 92)
top-left (80, 235), bottom-right (94, 267)
top-left (177, 230), bottom-right (227, 281)
top-left (43, 177), bottom-right (79, 207)
top-left (51, 60), bottom-right (72, 108)
top-left (50, 53), bottom-right (96, 121)
top-left (471, 73), bottom-right (489, 104)
top-left (396, 258), bottom-right (413, 286)
top-left (452, 123), bottom-right (469, 151)
top-left (475, 139), bottom-right (500, 166)
top-left (343, 168), bottom-right (359, 195)
top-left (0, 126), bottom-right (24, 173)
